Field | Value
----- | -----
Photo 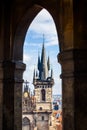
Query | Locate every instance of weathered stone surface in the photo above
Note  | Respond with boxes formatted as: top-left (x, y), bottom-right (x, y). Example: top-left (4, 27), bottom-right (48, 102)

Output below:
top-left (0, 0), bottom-right (87, 130)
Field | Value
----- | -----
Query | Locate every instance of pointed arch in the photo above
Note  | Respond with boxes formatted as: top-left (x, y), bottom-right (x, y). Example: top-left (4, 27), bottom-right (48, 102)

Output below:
top-left (22, 117), bottom-right (30, 125)
top-left (12, 4), bottom-right (60, 61)
top-left (13, 5), bottom-right (43, 61)
top-left (12, 3), bottom-right (62, 130)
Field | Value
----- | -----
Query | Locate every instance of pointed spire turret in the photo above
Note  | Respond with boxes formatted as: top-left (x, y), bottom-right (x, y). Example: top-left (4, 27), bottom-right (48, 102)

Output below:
top-left (40, 35), bottom-right (48, 80)
top-left (36, 70), bottom-right (38, 77)
top-left (33, 34), bottom-right (54, 82)
top-left (24, 80), bottom-right (29, 92)
top-left (47, 56), bottom-right (50, 71)
top-left (51, 68), bottom-right (53, 79)
top-left (38, 51), bottom-right (41, 71)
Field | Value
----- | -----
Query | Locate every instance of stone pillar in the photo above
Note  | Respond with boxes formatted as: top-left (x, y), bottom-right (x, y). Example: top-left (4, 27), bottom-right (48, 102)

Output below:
top-left (73, 50), bottom-right (87, 130)
top-left (3, 60), bottom-right (26, 130)
top-left (58, 49), bottom-right (87, 130)
top-left (0, 61), bottom-right (3, 130)
top-left (58, 50), bottom-right (75, 130)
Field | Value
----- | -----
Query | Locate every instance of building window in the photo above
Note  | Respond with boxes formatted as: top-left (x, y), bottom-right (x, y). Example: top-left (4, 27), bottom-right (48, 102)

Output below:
top-left (39, 107), bottom-right (42, 110)
top-left (41, 89), bottom-right (45, 101)
top-left (42, 116), bottom-right (44, 121)
top-left (25, 100), bottom-right (27, 105)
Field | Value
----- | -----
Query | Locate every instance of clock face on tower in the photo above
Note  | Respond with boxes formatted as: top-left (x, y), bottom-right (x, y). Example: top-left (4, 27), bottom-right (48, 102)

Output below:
top-left (24, 92), bottom-right (28, 98)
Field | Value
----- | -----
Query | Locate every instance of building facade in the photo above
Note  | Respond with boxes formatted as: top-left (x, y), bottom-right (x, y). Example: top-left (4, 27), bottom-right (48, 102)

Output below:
top-left (22, 42), bottom-right (54, 130)
top-left (22, 81), bottom-right (36, 130)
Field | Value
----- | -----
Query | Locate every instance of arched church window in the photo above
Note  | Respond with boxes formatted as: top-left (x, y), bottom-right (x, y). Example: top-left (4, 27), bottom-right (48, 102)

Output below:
top-left (41, 89), bottom-right (45, 101)
top-left (42, 116), bottom-right (44, 121)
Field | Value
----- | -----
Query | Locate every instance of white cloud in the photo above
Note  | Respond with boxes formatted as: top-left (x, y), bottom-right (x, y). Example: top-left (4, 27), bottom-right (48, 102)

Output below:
top-left (28, 43), bottom-right (42, 48)
top-left (27, 9), bottom-right (58, 41)
top-left (29, 21), bottom-right (57, 36)
top-left (23, 9), bottom-right (61, 95)
top-left (25, 35), bottom-right (59, 47)
top-left (24, 8), bottom-right (59, 48)
top-left (30, 9), bottom-right (54, 26)
top-left (23, 54), bottom-right (31, 62)
top-left (53, 85), bottom-right (62, 95)
top-left (46, 40), bottom-right (58, 47)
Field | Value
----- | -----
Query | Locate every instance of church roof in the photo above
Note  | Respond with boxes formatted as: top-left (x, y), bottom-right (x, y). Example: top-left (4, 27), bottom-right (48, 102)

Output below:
top-left (40, 42), bottom-right (48, 79)
top-left (33, 35), bottom-right (53, 81)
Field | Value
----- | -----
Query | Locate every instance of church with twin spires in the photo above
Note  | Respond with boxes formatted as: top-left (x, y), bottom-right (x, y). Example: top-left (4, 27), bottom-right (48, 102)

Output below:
top-left (22, 38), bottom-right (54, 130)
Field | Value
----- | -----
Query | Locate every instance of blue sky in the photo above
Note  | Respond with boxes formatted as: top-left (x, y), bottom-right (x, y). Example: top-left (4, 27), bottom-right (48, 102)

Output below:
top-left (23, 9), bottom-right (62, 95)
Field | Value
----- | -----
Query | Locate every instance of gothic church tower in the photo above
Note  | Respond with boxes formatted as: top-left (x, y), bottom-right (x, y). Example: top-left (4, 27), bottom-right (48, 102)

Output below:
top-left (33, 37), bottom-right (54, 130)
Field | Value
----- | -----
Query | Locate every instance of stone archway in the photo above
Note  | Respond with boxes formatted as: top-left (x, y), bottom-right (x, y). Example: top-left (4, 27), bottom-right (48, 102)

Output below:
top-left (13, 5), bottom-right (43, 61)
top-left (12, 4), bottom-right (62, 130)
top-left (1, 1), bottom-right (87, 130)
top-left (12, 2), bottom-right (74, 130)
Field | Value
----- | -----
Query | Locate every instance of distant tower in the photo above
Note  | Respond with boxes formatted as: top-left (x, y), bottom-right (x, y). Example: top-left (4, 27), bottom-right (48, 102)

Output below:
top-left (33, 35), bottom-right (54, 130)
top-left (22, 80), bottom-right (35, 112)
top-left (22, 81), bottom-right (36, 130)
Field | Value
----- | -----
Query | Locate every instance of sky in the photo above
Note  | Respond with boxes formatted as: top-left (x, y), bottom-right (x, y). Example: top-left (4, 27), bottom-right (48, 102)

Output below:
top-left (23, 9), bottom-right (62, 95)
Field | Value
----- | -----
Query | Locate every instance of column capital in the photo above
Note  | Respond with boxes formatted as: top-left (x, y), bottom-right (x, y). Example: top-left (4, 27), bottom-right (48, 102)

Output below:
top-left (58, 49), bottom-right (87, 78)
top-left (2, 60), bottom-right (26, 83)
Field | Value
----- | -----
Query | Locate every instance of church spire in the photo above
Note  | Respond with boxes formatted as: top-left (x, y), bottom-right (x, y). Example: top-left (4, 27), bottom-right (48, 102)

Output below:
top-left (24, 80), bottom-right (29, 92)
top-left (47, 55), bottom-right (50, 71)
top-left (43, 34), bottom-right (45, 45)
top-left (38, 51), bottom-right (41, 71)
top-left (51, 68), bottom-right (53, 79)
top-left (36, 70), bottom-right (38, 77)
top-left (40, 35), bottom-right (48, 80)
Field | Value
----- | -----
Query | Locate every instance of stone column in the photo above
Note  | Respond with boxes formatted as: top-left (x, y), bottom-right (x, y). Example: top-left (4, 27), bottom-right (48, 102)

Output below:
top-left (3, 60), bottom-right (26, 130)
top-left (0, 61), bottom-right (3, 130)
top-left (58, 7), bottom-right (75, 130)
top-left (58, 50), bottom-right (75, 130)
top-left (58, 49), bottom-right (87, 130)
top-left (73, 50), bottom-right (87, 130)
